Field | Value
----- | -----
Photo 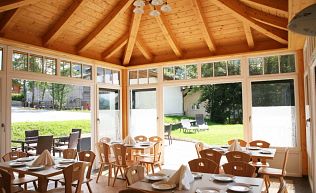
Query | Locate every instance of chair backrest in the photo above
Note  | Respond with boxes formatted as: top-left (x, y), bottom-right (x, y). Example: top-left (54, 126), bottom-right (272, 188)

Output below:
top-left (25, 129), bottom-right (39, 139)
top-left (223, 161), bottom-right (256, 177)
top-left (63, 148), bottom-right (77, 159)
top-left (119, 189), bottom-right (147, 193)
top-left (72, 128), bottom-right (82, 138)
top-left (134, 135), bottom-right (147, 142)
top-left (195, 142), bottom-right (204, 158)
top-left (125, 166), bottom-right (145, 185)
top-left (96, 142), bottom-right (111, 163)
top-left (99, 137), bottom-right (111, 143)
top-left (188, 158), bottom-right (218, 174)
top-left (282, 148), bottom-right (290, 176)
top-left (227, 139), bottom-right (247, 147)
top-left (2, 151), bottom-right (27, 162)
top-left (78, 151), bottom-right (96, 179)
top-left (181, 119), bottom-right (191, 129)
top-left (249, 140), bottom-right (270, 148)
top-left (153, 142), bottom-right (162, 162)
top-left (68, 132), bottom-right (80, 149)
top-left (195, 114), bottom-right (205, 125)
top-left (36, 135), bottom-right (53, 155)
top-left (199, 149), bottom-right (222, 173)
top-left (149, 136), bottom-right (162, 143)
top-left (112, 144), bottom-right (128, 166)
top-left (226, 151), bottom-right (251, 163)
top-left (277, 179), bottom-right (287, 193)
top-left (63, 162), bottom-right (86, 193)
top-left (164, 124), bottom-right (172, 134)
top-left (0, 168), bottom-right (13, 193)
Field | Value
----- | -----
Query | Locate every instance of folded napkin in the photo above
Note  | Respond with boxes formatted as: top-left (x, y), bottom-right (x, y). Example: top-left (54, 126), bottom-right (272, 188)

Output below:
top-left (32, 150), bottom-right (55, 166)
top-left (123, 135), bottom-right (136, 146)
top-left (167, 165), bottom-right (194, 190)
top-left (228, 139), bottom-right (242, 151)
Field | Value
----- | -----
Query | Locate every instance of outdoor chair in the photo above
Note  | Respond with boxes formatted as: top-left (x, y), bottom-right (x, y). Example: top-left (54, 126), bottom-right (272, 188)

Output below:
top-left (199, 149), bottom-right (222, 173)
top-left (164, 124), bottom-right (172, 145)
top-left (53, 132), bottom-right (80, 156)
top-left (24, 129), bottom-right (39, 151)
top-left (139, 141), bottom-right (162, 174)
top-left (188, 158), bottom-right (218, 174)
top-left (125, 166), bottom-right (145, 185)
top-left (180, 119), bottom-right (199, 133)
top-left (226, 151), bottom-right (251, 163)
top-left (195, 114), bottom-right (208, 131)
top-left (95, 142), bottom-right (116, 185)
top-left (223, 161), bottom-right (256, 177)
top-left (27, 135), bottom-right (53, 156)
top-left (227, 139), bottom-right (247, 147)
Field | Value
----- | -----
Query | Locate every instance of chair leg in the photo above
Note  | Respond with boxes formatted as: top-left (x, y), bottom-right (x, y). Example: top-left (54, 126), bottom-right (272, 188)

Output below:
top-left (33, 181), bottom-right (37, 189)
top-left (54, 180), bottom-right (58, 188)
top-left (96, 163), bottom-right (104, 183)
top-left (87, 182), bottom-right (92, 193)
top-left (151, 164), bottom-right (155, 174)
top-left (263, 175), bottom-right (270, 193)
top-left (24, 183), bottom-right (27, 190)
top-left (112, 166), bottom-right (119, 187)
top-left (108, 164), bottom-right (112, 186)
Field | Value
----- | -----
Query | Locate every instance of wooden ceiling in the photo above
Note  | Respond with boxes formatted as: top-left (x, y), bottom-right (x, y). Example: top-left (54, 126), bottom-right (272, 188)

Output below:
top-left (0, 0), bottom-right (309, 66)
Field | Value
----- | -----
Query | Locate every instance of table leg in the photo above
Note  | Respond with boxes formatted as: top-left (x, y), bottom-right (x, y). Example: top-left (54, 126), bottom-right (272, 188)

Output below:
top-left (36, 177), bottom-right (49, 193)
top-left (21, 142), bottom-right (25, 152)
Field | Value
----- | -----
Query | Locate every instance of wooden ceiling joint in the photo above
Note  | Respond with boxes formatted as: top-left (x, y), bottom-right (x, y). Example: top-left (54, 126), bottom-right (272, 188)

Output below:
top-left (135, 37), bottom-right (153, 61)
top-left (192, 0), bottom-right (216, 54)
top-left (212, 0), bottom-right (288, 45)
top-left (242, 0), bottom-right (288, 15)
top-left (0, 9), bottom-right (19, 34)
top-left (123, 13), bottom-right (142, 65)
top-left (76, 0), bottom-right (134, 54)
top-left (0, 0), bottom-right (41, 13)
top-left (42, 0), bottom-right (84, 47)
top-left (243, 22), bottom-right (254, 49)
top-left (102, 34), bottom-right (129, 60)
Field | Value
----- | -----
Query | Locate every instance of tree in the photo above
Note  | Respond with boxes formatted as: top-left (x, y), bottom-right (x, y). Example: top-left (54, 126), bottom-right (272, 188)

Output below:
top-left (50, 83), bottom-right (71, 110)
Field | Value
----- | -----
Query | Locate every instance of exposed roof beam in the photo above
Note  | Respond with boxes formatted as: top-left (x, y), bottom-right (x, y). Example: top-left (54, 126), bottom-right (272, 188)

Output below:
top-left (192, 0), bottom-right (216, 53)
top-left (0, 9), bottom-right (18, 33)
top-left (102, 34), bottom-right (129, 60)
top-left (136, 37), bottom-right (153, 61)
top-left (0, 0), bottom-right (40, 13)
top-left (212, 0), bottom-right (288, 44)
top-left (155, 13), bottom-right (182, 57)
top-left (243, 22), bottom-right (254, 49)
top-left (77, 0), bottom-right (133, 53)
top-left (242, 0), bottom-right (288, 14)
top-left (123, 13), bottom-right (142, 65)
top-left (42, 0), bottom-right (84, 46)
top-left (246, 6), bottom-right (288, 30)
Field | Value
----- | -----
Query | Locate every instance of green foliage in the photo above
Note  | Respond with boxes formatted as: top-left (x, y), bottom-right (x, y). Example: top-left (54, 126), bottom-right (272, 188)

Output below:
top-left (164, 115), bottom-right (194, 124)
top-left (12, 93), bottom-right (25, 101)
top-left (50, 83), bottom-right (71, 110)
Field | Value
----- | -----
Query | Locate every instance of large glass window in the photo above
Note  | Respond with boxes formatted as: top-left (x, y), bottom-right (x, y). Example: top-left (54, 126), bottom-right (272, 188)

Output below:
top-left (251, 79), bottom-right (296, 147)
top-left (97, 67), bottom-right (120, 85)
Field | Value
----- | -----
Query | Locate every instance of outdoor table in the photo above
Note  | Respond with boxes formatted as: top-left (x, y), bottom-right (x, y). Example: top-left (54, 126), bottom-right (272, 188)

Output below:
top-left (129, 169), bottom-right (264, 193)
top-left (11, 139), bottom-right (38, 152)
top-left (110, 141), bottom-right (155, 160)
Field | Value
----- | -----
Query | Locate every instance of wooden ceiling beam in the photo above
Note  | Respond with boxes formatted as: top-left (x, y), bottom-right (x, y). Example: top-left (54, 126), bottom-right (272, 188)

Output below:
top-left (243, 22), bottom-right (254, 49)
top-left (123, 13), bottom-right (142, 65)
top-left (0, 9), bottom-right (19, 33)
top-left (242, 0), bottom-right (288, 14)
top-left (0, 0), bottom-right (40, 13)
top-left (192, 0), bottom-right (216, 53)
top-left (102, 34), bottom-right (129, 60)
top-left (212, 0), bottom-right (288, 44)
top-left (42, 0), bottom-right (84, 47)
top-left (155, 13), bottom-right (183, 57)
top-left (136, 37), bottom-right (153, 61)
top-left (77, 0), bottom-right (133, 53)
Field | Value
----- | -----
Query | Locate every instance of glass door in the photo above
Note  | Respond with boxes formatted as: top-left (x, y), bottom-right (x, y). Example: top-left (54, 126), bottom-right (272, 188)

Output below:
top-left (0, 78), bottom-right (6, 158)
top-left (97, 88), bottom-right (121, 141)
top-left (129, 88), bottom-right (157, 137)
top-left (251, 79), bottom-right (297, 147)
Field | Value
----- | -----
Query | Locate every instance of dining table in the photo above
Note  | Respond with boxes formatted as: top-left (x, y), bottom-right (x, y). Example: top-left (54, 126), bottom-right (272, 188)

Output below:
top-left (129, 169), bottom-right (264, 193)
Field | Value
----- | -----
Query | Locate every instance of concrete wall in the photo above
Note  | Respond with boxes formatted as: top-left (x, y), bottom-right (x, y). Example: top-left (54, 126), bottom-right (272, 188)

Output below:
top-left (163, 87), bottom-right (183, 115)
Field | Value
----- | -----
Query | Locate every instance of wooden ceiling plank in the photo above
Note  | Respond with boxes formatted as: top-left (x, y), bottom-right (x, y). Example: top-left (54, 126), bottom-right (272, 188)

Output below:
top-left (192, 0), bottom-right (216, 53)
top-left (0, 0), bottom-right (40, 13)
top-left (155, 13), bottom-right (183, 57)
top-left (242, 0), bottom-right (288, 14)
top-left (136, 37), bottom-right (153, 61)
top-left (0, 9), bottom-right (18, 33)
top-left (102, 33), bottom-right (129, 60)
top-left (243, 22), bottom-right (254, 49)
top-left (212, 0), bottom-right (288, 44)
top-left (77, 0), bottom-right (134, 53)
top-left (123, 13), bottom-right (142, 65)
top-left (42, 0), bottom-right (84, 46)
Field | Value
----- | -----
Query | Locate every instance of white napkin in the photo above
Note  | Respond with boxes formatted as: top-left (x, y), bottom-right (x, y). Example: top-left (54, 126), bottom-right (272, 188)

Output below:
top-left (32, 150), bottom-right (55, 166)
top-left (228, 139), bottom-right (242, 151)
top-left (167, 165), bottom-right (194, 190)
top-left (123, 135), bottom-right (136, 146)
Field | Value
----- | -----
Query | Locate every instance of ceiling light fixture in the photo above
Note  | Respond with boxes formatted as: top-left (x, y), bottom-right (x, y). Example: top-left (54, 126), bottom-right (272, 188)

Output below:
top-left (133, 0), bottom-right (172, 16)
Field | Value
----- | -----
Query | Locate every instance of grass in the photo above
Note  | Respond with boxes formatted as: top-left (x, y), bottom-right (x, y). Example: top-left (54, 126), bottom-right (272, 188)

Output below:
top-left (165, 115), bottom-right (243, 145)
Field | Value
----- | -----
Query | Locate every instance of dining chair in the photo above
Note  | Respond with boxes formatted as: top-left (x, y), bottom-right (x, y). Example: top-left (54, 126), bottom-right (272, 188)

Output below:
top-left (125, 166), bottom-right (145, 185)
top-left (258, 148), bottom-right (290, 193)
top-left (199, 149), bottom-right (222, 173)
top-left (112, 144), bottom-right (138, 186)
top-left (47, 162), bottom-right (86, 193)
top-left (54, 132), bottom-right (80, 156)
top-left (249, 140), bottom-right (270, 148)
top-left (96, 142), bottom-right (116, 185)
top-left (27, 135), bottom-right (53, 156)
top-left (77, 151), bottom-right (96, 193)
top-left (188, 158), bottom-right (218, 174)
top-left (223, 161), bottom-right (256, 177)
top-left (195, 114), bottom-right (208, 131)
top-left (148, 136), bottom-right (162, 143)
top-left (227, 139), bottom-right (247, 147)
top-left (134, 135), bottom-right (147, 142)
top-left (164, 124), bottom-right (172, 145)
top-left (24, 129), bottom-right (39, 151)
top-left (226, 151), bottom-right (251, 163)
top-left (2, 152), bottom-right (38, 191)
top-left (139, 141), bottom-right (162, 174)
top-left (119, 189), bottom-right (147, 193)
top-left (277, 178), bottom-right (287, 193)
top-left (99, 137), bottom-right (111, 143)
top-left (195, 142), bottom-right (204, 158)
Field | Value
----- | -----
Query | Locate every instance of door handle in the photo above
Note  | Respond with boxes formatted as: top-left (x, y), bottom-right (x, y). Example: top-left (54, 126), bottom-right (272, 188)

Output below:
top-left (1, 123), bottom-right (5, 132)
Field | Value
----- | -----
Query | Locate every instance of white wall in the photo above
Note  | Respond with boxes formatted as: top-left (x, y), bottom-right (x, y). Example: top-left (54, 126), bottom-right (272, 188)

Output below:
top-left (163, 86), bottom-right (183, 115)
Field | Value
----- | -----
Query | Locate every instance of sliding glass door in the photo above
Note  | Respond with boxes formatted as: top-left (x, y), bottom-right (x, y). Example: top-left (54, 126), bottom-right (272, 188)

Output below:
top-left (97, 88), bottom-right (121, 141)
top-left (129, 88), bottom-right (157, 137)
top-left (0, 78), bottom-right (6, 156)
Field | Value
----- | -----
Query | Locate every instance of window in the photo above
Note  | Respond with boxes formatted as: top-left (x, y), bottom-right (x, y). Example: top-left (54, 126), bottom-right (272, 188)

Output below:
top-left (29, 55), bottom-right (43, 73)
top-left (280, 55), bottom-right (295, 73)
top-left (149, 69), bottom-right (158, 83)
top-left (105, 69), bottom-right (112, 84)
top-left (227, 60), bottom-right (240, 75)
top-left (44, 58), bottom-right (56, 75)
top-left (12, 52), bottom-right (28, 71)
top-left (249, 57), bottom-right (263, 75)
top-left (60, 61), bottom-right (71, 77)
top-left (201, 63), bottom-right (213, 78)
top-left (163, 67), bottom-right (174, 80)
top-left (264, 56), bottom-right (279, 74)
top-left (174, 66), bottom-right (186, 80)
top-left (0, 48), bottom-right (3, 71)
top-left (139, 69), bottom-right (148, 84)
top-left (82, 65), bottom-right (92, 80)
top-left (72, 63), bottom-right (82, 78)
top-left (214, 61), bottom-right (227, 77)
top-left (112, 70), bottom-right (120, 85)
top-left (129, 70), bottom-right (138, 85)
top-left (186, 65), bottom-right (197, 79)
top-left (97, 67), bottom-right (120, 85)
top-left (97, 67), bottom-right (105, 82)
